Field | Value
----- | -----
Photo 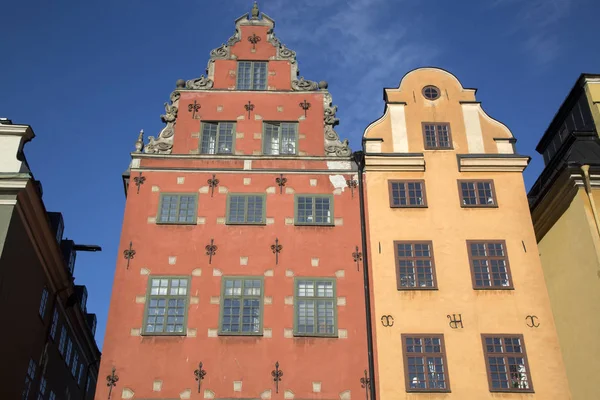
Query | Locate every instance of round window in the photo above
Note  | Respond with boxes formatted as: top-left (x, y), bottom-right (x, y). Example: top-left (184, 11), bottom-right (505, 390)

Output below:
top-left (422, 85), bottom-right (440, 100)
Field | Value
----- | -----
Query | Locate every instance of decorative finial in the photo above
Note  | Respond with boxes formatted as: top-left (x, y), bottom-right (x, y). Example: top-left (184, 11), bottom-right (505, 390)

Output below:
top-left (251, 1), bottom-right (259, 19)
top-left (135, 129), bottom-right (144, 153)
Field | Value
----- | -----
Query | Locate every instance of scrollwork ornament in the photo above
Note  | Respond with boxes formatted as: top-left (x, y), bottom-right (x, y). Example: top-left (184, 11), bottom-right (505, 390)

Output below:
top-left (292, 77), bottom-right (319, 91)
top-left (210, 43), bottom-right (229, 59)
top-left (186, 75), bottom-right (214, 90)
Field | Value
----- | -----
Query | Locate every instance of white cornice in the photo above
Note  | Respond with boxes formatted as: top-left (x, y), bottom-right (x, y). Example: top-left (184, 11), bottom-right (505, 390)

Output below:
top-left (364, 155), bottom-right (425, 172)
top-left (458, 156), bottom-right (529, 172)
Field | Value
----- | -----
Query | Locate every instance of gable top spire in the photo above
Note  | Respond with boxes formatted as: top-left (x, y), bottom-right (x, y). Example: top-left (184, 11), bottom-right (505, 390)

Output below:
top-left (251, 1), bottom-right (260, 20)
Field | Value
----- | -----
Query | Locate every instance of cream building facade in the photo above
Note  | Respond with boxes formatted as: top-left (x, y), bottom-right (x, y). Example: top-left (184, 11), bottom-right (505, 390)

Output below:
top-left (362, 67), bottom-right (570, 398)
top-left (528, 73), bottom-right (600, 400)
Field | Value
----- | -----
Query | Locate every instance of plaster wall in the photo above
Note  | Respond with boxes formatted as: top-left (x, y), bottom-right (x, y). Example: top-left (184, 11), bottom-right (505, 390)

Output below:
top-left (537, 189), bottom-right (600, 400)
top-left (364, 68), bottom-right (569, 399)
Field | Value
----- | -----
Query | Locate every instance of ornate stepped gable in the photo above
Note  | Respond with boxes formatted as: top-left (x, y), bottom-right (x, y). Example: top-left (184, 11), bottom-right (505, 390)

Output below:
top-left (142, 3), bottom-right (350, 157)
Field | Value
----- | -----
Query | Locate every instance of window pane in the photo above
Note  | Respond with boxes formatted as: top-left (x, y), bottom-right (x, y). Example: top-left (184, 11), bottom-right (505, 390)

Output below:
top-left (263, 122), bottom-right (280, 155)
top-left (396, 242), bottom-right (435, 288)
top-left (280, 123), bottom-right (297, 154)
top-left (159, 195), bottom-right (196, 224)
top-left (296, 196), bottom-right (332, 225)
top-left (470, 242), bottom-right (511, 288)
top-left (390, 181), bottom-right (425, 206)
top-left (252, 62), bottom-right (267, 90)
top-left (221, 278), bottom-right (262, 334)
top-left (144, 277), bottom-right (188, 335)
top-left (483, 335), bottom-right (531, 391)
top-left (404, 336), bottom-right (449, 392)
top-left (217, 122), bottom-right (234, 154)
top-left (201, 123), bottom-right (218, 154)
top-left (295, 279), bottom-right (336, 336)
top-left (237, 61), bottom-right (252, 90)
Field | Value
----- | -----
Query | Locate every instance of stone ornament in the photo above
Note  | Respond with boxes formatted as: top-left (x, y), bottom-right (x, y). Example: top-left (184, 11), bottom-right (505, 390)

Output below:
top-left (291, 76), bottom-right (319, 91)
top-left (323, 92), bottom-right (351, 157)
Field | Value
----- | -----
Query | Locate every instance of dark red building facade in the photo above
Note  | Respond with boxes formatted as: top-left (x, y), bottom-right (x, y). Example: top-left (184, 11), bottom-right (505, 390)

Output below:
top-left (97, 5), bottom-right (369, 400)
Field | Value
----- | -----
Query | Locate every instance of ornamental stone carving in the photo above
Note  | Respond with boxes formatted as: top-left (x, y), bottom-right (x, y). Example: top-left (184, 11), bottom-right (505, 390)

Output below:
top-left (323, 92), bottom-right (351, 157)
top-left (210, 44), bottom-right (229, 60)
top-left (292, 77), bottom-right (319, 91)
top-left (145, 84), bottom-right (181, 155)
top-left (185, 75), bottom-right (214, 90)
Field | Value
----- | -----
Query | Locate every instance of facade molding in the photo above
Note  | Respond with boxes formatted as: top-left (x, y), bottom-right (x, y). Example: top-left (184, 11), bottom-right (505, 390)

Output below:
top-left (364, 154), bottom-right (425, 172)
top-left (457, 154), bottom-right (530, 172)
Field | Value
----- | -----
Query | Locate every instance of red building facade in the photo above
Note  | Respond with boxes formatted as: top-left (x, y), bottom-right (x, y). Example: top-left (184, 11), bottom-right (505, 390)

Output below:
top-left (97, 5), bottom-right (368, 400)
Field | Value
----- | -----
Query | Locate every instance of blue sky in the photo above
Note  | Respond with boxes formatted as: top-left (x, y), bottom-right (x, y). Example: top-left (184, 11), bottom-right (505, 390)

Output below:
top-left (1, 0), bottom-right (598, 350)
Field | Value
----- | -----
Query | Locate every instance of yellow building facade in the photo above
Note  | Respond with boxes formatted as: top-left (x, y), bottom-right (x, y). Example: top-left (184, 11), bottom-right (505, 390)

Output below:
top-left (529, 74), bottom-right (600, 400)
top-left (363, 67), bottom-right (570, 398)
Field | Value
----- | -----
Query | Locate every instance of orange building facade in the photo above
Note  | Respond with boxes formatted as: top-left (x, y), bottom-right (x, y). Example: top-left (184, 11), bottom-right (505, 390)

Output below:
top-left (96, 5), bottom-right (369, 400)
top-left (362, 68), bottom-right (571, 398)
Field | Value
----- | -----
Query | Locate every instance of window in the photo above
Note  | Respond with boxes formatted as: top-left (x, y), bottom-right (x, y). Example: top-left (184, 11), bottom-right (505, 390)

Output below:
top-left (143, 276), bottom-right (189, 335)
top-left (37, 376), bottom-right (47, 400)
top-left (65, 338), bottom-right (72, 366)
top-left (58, 327), bottom-right (67, 356)
top-left (78, 363), bottom-right (84, 385)
top-left (468, 241), bottom-right (513, 289)
top-left (423, 123), bottom-right (452, 149)
top-left (263, 122), bottom-right (298, 155)
top-left (71, 352), bottom-right (78, 376)
top-left (459, 180), bottom-right (496, 207)
top-left (157, 194), bottom-right (197, 224)
top-left (49, 392), bottom-right (56, 400)
top-left (219, 277), bottom-right (264, 335)
top-left (22, 359), bottom-right (36, 400)
top-left (394, 241), bottom-right (437, 289)
top-left (237, 61), bottom-right (267, 90)
top-left (389, 180), bottom-right (427, 207)
top-left (294, 278), bottom-right (337, 337)
top-left (200, 122), bottom-right (235, 154)
top-left (226, 194), bottom-right (266, 224)
top-left (39, 287), bottom-right (48, 318)
top-left (482, 334), bottom-right (532, 392)
top-left (295, 195), bottom-right (333, 226)
top-left (422, 85), bottom-right (440, 100)
top-left (85, 376), bottom-right (91, 393)
top-left (402, 334), bottom-right (450, 392)
top-left (50, 309), bottom-right (59, 340)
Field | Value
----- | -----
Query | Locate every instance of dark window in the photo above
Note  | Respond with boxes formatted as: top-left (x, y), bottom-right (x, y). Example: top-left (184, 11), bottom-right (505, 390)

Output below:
top-left (294, 278), bottom-right (337, 337)
top-left (227, 194), bottom-right (265, 224)
top-left (58, 327), bottom-right (66, 356)
top-left (143, 276), bottom-right (189, 335)
top-left (468, 241), bottom-right (513, 289)
top-left (219, 277), bottom-right (263, 335)
top-left (459, 180), bottom-right (497, 207)
top-left (263, 122), bottom-right (298, 155)
top-left (482, 334), bottom-right (533, 392)
top-left (237, 61), bottom-right (267, 90)
top-left (38, 287), bottom-right (49, 318)
top-left (65, 338), bottom-right (72, 366)
top-left (295, 195), bottom-right (333, 225)
top-left (423, 123), bottom-right (452, 149)
top-left (71, 352), bottom-right (78, 376)
top-left (157, 194), bottom-right (197, 224)
top-left (22, 359), bottom-right (36, 400)
top-left (395, 241), bottom-right (437, 289)
top-left (422, 86), bottom-right (440, 100)
top-left (402, 334), bottom-right (450, 392)
top-left (50, 309), bottom-right (59, 340)
top-left (200, 122), bottom-right (235, 154)
top-left (389, 180), bottom-right (427, 207)
top-left (78, 363), bottom-right (84, 386)
top-left (49, 391), bottom-right (56, 400)
top-left (38, 376), bottom-right (47, 400)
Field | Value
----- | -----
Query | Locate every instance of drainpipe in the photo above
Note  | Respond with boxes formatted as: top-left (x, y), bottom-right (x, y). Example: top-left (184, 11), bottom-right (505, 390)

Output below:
top-left (353, 150), bottom-right (377, 400)
top-left (581, 165), bottom-right (600, 238)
